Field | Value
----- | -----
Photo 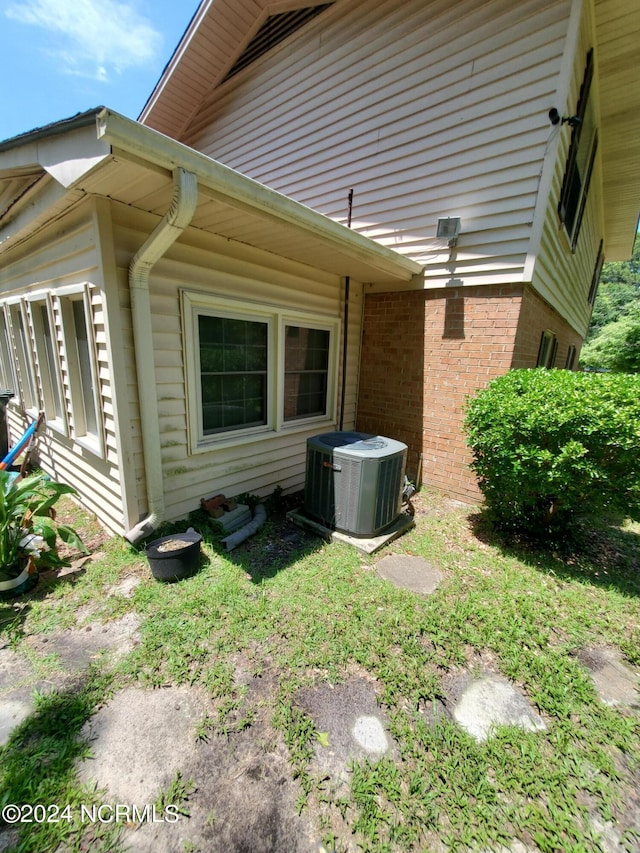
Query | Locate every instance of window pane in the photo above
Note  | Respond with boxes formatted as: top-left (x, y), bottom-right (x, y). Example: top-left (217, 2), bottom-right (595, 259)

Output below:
top-left (284, 325), bottom-right (329, 420)
top-left (0, 310), bottom-right (17, 392)
top-left (10, 305), bottom-right (37, 408)
top-left (198, 314), bottom-right (268, 434)
top-left (72, 300), bottom-right (98, 436)
top-left (39, 304), bottom-right (63, 420)
top-left (537, 331), bottom-right (557, 368)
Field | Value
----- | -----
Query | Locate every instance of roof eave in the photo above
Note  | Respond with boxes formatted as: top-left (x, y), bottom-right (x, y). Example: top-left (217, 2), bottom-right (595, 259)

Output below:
top-left (98, 108), bottom-right (422, 282)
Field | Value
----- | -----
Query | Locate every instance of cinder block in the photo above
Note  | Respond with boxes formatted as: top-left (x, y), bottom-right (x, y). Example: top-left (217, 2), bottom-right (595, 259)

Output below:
top-left (217, 505), bottom-right (252, 533)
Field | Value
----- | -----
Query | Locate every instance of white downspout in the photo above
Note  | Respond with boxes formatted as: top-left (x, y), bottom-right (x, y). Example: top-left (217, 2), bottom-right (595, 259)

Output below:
top-left (124, 167), bottom-right (198, 544)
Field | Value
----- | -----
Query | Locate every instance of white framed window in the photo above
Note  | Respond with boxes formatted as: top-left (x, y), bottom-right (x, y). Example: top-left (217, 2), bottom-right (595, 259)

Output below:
top-left (59, 288), bottom-right (102, 454)
top-left (0, 306), bottom-right (18, 395)
top-left (198, 311), bottom-right (272, 436)
top-left (283, 324), bottom-right (331, 422)
top-left (27, 297), bottom-right (66, 432)
top-left (182, 290), bottom-right (339, 451)
top-left (8, 301), bottom-right (38, 414)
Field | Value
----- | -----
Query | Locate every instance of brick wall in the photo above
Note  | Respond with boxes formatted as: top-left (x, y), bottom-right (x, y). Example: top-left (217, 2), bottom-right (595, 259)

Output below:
top-left (357, 283), bottom-right (584, 502)
top-left (512, 286), bottom-right (584, 369)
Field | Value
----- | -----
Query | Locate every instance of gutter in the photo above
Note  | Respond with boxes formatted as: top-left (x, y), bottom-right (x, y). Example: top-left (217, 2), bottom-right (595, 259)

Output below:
top-left (124, 167), bottom-right (198, 545)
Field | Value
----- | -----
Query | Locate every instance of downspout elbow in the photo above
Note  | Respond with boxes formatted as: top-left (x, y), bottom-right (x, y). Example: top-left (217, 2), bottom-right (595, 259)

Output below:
top-left (124, 168), bottom-right (198, 545)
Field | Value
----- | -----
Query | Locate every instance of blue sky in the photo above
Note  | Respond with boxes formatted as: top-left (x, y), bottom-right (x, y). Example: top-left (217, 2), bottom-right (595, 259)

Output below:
top-left (0, 0), bottom-right (200, 141)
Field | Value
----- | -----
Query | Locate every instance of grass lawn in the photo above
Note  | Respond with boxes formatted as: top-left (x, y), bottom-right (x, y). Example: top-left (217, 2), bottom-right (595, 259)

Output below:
top-left (1, 488), bottom-right (639, 852)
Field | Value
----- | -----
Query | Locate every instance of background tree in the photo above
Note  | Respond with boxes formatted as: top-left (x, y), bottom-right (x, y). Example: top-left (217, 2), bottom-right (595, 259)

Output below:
top-left (580, 305), bottom-right (640, 373)
top-left (581, 234), bottom-right (640, 371)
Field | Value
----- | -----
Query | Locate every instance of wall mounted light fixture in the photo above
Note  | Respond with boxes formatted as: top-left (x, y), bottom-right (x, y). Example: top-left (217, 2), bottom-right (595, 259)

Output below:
top-left (437, 216), bottom-right (461, 247)
top-left (549, 108), bottom-right (581, 128)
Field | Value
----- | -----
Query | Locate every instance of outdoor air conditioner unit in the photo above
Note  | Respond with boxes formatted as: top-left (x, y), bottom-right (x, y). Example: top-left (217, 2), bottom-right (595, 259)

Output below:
top-left (304, 431), bottom-right (407, 537)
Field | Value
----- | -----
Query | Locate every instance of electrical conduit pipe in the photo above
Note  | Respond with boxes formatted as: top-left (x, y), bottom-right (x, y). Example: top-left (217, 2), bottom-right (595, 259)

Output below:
top-left (124, 168), bottom-right (198, 545)
top-left (221, 504), bottom-right (267, 551)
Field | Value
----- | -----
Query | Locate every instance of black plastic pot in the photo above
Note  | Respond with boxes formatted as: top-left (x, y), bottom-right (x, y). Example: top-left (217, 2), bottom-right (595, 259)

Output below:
top-left (145, 528), bottom-right (202, 582)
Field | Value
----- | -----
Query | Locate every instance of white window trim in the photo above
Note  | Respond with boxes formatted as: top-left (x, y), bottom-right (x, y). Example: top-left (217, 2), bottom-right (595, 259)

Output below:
top-left (5, 298), bottom-right (39, 419)
top-left (24, 293), bottom-right (68, 437)
top-left (182, 289), bottom-right (339, 454)
top-left (58, 285), bottom-right (104, 457)
top-left (0, 305), bottom-right (19, 398)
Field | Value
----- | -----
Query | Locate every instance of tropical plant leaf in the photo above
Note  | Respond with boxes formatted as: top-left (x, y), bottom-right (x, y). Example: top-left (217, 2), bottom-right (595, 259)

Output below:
top-left (57, 525), bottom-right (89, 554)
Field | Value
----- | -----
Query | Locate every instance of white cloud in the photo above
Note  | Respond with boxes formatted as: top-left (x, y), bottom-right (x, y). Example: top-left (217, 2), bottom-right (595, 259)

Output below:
top-left (5, 0), bottom-right (163, 82)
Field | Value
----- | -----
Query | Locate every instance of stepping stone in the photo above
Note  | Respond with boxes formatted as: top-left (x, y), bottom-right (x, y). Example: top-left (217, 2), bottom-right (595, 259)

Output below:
top-left (577, 647), bottom-right (639, 707)
top-left (296, 676), bottom-right (394, 784)
top-left (452, 675), bottom-right (546, 742)
top-left (122, 707), bottom-right (320, 853)
top-left (77, 685), bottom-right (206, 803)
top-left (0, 699), bottom-right (32, 746)
top-left (0, 646), bottom-right (58, 746)
top-left (25, 612), bottom-right (141, 671)
top-left (376, 554), bottom-right (443, 594)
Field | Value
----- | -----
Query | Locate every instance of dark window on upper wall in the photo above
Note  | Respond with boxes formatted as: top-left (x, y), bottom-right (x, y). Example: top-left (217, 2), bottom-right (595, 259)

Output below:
top-left (588, 240), bottom-right (604, 306)
top-left (558, 50), bottom-right (598, 251)
top-left (537, 330), bottom-right (558, 368)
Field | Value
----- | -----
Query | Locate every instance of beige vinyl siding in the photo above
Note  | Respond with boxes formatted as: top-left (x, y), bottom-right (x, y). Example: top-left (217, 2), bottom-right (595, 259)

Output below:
top-left (182, 0), bottom-right (571, 284)
top-left (0, 203), bottom-right (127, 534)
top-left (110, 202), bottom-right (362, 524)
top-left (532, 163), bottom-right (603, 336)
top-left (530, 1), bottom-right (604, 337)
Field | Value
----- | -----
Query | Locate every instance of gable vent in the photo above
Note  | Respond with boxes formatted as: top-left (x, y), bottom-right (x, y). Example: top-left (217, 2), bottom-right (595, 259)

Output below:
top-left (221, 4), bottom-right (334, 83)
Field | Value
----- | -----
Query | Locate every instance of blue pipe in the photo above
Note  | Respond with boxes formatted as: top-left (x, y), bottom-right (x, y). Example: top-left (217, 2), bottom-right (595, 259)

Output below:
top-left (0, 420), bottom-right (37, 470)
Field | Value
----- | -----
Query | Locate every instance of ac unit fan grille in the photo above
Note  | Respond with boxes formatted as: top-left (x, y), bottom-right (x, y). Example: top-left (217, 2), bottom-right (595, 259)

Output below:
top-left (304, 432), bottom-right (407, 537)
top-left (305, 447), bottom-right (336, 528)
top-left (375, 454), bottom-right (405, 530)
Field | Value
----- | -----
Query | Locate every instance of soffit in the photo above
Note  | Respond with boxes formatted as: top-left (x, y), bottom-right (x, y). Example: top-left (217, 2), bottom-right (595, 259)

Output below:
top-left (139, 0), bottom-right (335, 138)
top-left (594, 0), bottom-right (640, 259)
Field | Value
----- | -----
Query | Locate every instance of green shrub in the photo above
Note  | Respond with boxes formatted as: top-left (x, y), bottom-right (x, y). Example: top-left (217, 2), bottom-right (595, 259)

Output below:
top-left (464, 369), bottom-right (640, 537)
